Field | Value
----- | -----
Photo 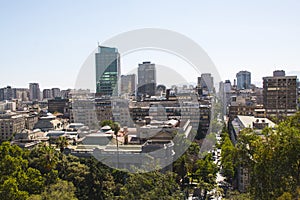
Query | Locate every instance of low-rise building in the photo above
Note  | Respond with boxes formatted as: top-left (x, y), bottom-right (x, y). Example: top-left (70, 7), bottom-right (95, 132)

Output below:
top-left (34, 114), bottom-right (62, 132)
top-left (48, 98), bottom-right (70, 117)
top-left (71, 98), bottom-right (98, 129)
top-left (0, 113), bottom-right (26, 141)
top-left (229, 115), bottom-right (276, 192)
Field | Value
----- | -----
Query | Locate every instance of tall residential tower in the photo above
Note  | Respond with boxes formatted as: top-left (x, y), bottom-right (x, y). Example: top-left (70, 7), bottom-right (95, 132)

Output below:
top-left (29, 83), bottom-right (40, 101)
top-left (137, 61), bottom-right (156, 97)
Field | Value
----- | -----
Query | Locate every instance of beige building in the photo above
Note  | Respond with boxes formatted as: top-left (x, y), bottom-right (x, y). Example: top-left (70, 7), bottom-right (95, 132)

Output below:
top-left (0, 113), bottom-right (26, 141)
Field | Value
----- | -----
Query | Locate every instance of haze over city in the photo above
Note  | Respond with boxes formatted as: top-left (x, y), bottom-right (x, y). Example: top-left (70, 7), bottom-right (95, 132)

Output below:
top-left (1, 0), bottom-right (300, 89)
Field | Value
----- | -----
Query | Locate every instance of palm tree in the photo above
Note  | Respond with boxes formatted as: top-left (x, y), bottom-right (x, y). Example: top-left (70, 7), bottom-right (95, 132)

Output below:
top-left (111, 122), bottom-right (120, 168)
top-left (56, 136), bottom-right (68, 153)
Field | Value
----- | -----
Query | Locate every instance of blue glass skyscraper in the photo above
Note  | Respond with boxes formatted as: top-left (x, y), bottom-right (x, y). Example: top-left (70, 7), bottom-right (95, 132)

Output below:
top-left (236, 70), bottom-right (251, 90)
top-left (95, 46), bottom-right (120, 96)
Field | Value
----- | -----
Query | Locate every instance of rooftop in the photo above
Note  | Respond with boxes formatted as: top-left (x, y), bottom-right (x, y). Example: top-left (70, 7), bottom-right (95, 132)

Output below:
top-left (236, 115), bottom-right (276, 129)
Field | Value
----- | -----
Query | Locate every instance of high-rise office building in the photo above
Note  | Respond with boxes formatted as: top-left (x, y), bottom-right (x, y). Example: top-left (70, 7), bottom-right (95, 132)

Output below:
top-left (263, 70), bottom-right (297, 119)
top-left (137, 61), bottom-right (156, 97)
top-left (198, 73), bottom-right (214, 94)
top-left (29, 83), bottom-right (40, 101)
top-left (236, 70), bottom-right (251, 90)
top-left (95, 46), bottom-right (120, 96)
top-left (120, 74), bottom-right (136, 95)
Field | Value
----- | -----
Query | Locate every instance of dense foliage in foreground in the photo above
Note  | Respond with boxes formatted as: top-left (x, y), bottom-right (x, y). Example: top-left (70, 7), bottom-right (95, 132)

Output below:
top-left (220, 112), bottom-right (300, 200)
top-left (1, 112), bottom-right (299, 200)
top-left (0, 141), bottom-right (186, 200)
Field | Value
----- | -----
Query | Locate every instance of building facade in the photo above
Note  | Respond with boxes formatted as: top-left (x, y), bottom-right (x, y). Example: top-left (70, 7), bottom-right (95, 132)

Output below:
top-left (51, 88), bottom-right (61, 98)
top-left (198, 73), bottom-right (214, 94)
top-left (48, 98), bottom-right (70, 117)
top-left (29, 83), bottom-right (41, 101)
top-left (120, 74), bottom-right (136, 96)
top-left (0, 86), bottom-right (13, 101)
top-left (137, 61), bottom-right (156, 98)
top-left (43, 89), bottom-right (52, 100)
top-left (71, 98), bottom-right (98, 129)
top-left (0, 113), bottom-right (26, 141)
top-left (263, 70), bottom-right (297, 119)
top-left (95, 46), bottom-right (120, 96)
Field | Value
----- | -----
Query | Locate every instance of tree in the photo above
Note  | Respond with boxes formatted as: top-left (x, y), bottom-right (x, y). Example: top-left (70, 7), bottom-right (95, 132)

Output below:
top-left (79, 157), bottom-right (117, 199)
top-left (193, 154), bottom-right (218, 199)
top-left (31, 179), bottom-right (78, 200)
top-left (234, 112), bottom-right (300, 200)
top-left (28, 144), bottom-right (59, 185)
top-left (56, 136), bottom-right (68, 153)
top-left (56, 155), bottom-right (90, 199)
top-left (276, 192), bottom-right (292, 200)
top-left (100, 120), bottom-right (114, 128)
top-left (0, 178), bottom-right (28, 200)
top-left (224, 190), bottom-right (251, 200)
top-left (220, 132), bottom-right (236, 183)
top-left (20, 167), bottom-right (45, 194)
top-left (119, 171), bottom-right (183, 199)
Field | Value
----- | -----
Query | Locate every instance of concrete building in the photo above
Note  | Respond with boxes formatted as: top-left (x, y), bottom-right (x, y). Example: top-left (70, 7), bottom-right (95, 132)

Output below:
top-left (60, 89), bottom-right (71, 99)
top-left (111, 98), bottom-right (133, 127)
top-left (0, 87), bottom-right (29, 101)
top-left (48, 98), bottom-right (70, 117)
top-left (95, 97), bottom-right (113, 123)
top-left (13, 88), bottom-right (29, 101)
top-left (263, 70), bottom-right (298, 119)
top-left (71, 98), bottom-right (98, 129)
top-left (236, 71), bottom-right (251, 90)
top-left (229, 104), bottom-right (264, 121)
top-left (137, 61), bottom-right (156, 98)
top-left (24, 113), bottom-right (39, 130)
top-left (43, 89), bottom-right (52, 100)
top-left (228, 92), bottom-right (263, 120)
top-left (120, 74), bottom-right (136, 96)
top-left (95, 97), bottom-right (134, 127)
top-left (29, 83), bottom-right (41, 101)
top-left (14, 129), bottom-right (46, 140)
top-left (0, 113), bottom-right (26, 141)
top-left (198, 73), bottom-right (214, 94)
top-left (95, 46), bottom-right (120, 96)
top-left (0, 86), bottom-right (13, 101)
top-left (34, 114), bottom-right (62, 132)
top-left (51, 88), bottom-right (61, 98)
top-left (0, 101), bottom-right (17, 112)
top-left (156, 84), bottom-right (166, 96)
top-left (221, 80), bottom-right (233, 115)
top-left (72, 119), bottom-right (192, 172)
top-left (229, 115), bottom-right (276, 192)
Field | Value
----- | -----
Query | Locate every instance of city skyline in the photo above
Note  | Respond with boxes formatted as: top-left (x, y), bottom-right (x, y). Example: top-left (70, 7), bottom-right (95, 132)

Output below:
top-left (0, 2), bottom-right (299, 198)
top-left (1, 1), bottom-right (300, 89)
top-left (0, 67), bottom-right (299, 91)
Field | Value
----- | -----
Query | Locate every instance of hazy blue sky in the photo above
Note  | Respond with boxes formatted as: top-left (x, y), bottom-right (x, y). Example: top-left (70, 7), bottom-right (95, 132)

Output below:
top-left (1, 0), bottom-right (300, 89)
